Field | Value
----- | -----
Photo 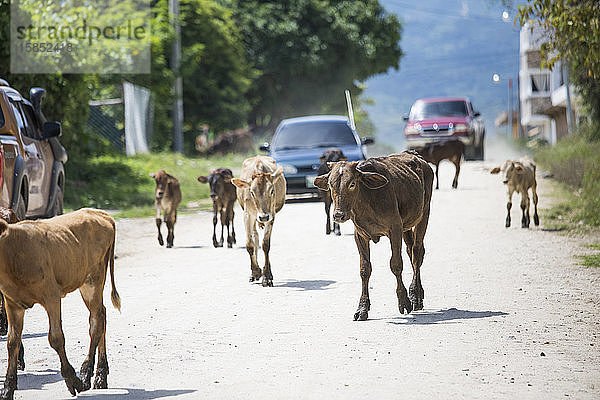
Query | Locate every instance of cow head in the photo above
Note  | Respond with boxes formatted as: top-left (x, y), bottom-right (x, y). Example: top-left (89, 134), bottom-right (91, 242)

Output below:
top-left (319, 148), bottom-right (348, 164)
top-left (150, 170), bottom-right (176, 200)
top-left (198, 168), bottom-right (233, 201)
top-left (314, 161), bottom-right (388, 223)
top-left (491, 160), bottom-right (525, 184)
top-left (231, 167), bottom-right (283, 223)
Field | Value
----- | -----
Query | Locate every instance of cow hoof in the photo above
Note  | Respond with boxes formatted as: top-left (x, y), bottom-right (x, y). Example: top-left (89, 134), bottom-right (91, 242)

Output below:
top-left (65, 375), bottom-right (85, 396)
top-left (261, 277), bottom-right (273, 287)
top-left (334, 230), bottom-right (341, 236)
top-left (399, 297), bottom-right (413, 314)
top-left (534, 215), bottom-right (539, 226)
top-left (227, 243), bottom-right (233, 248)
top-left (505, 220), bottom-right (511, 228)
top-left (0, 388), bottom-right (14, 400)
top-left (166, 243), bottom-right (173, 248)
top-left (353, 309), bottom-right (368, 321)
top-left (213, 242), bottom-right (219, 248)
top-left (158, 237), bottom-right (164, 246)
top-left (326, 230), bottom-right (331, 235)
top-left (93, 373), bottom-right (108, 390)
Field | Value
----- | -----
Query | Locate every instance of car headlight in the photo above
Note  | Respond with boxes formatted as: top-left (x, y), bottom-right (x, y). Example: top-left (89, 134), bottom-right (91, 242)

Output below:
top-left (280, 164), bottom-right (298, 175)
top-left (406, 124), bottom-right (421, 135)
top-left (454, 123), bottom-right (469, 132)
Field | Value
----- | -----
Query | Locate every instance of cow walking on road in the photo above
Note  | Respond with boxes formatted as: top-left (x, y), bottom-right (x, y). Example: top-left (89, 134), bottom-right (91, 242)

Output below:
top-left (314, 151), bottom-right (434, 320)
top-left (232, 156), bottom-right (285, 287)
top-left (198, 168), bottom-right (237, 248)
top-left (150, 170), bottom-right (182, 248)
top-left (413, 140), bottom-right (464, 190)
top-left (0, 209), bottom-right (120, 399)
top-left (318, 149), bottom-right (347, 235)
top-left (491, 158), bottom-right (539, 228)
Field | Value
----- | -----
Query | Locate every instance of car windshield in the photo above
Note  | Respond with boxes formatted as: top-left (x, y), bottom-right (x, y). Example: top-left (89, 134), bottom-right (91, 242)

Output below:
top-left (410, 101), bottom-right (468, 120)
top-left (273, 121), bottom-right (357, 150)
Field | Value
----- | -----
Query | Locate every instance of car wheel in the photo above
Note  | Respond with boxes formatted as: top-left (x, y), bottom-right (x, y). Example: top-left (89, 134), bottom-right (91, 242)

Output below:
top-left (51, 184), bottom-right (64, 216)
top-left (15, 192), bottom-right (26, 221)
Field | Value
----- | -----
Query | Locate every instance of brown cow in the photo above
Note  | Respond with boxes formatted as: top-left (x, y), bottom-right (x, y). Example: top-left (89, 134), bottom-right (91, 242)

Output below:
top-left (314, 151), bottom-right (434, 320)
top-left (150, 170), bottom-right (182, 248)
top-left (231, 156), bottom-right (285, 286)
top-left (491, 158), bottom-right (539, 228)
top-left (317, 149), bottom-right (347, 235)
top-left (413, 140), bottom-right (464, 190)
top-left (0, 208), bottom-right (120, 399)
top-left (196, 128), bottom-right (253, 156)
top-left (198, 168), bottom-right (237, 248)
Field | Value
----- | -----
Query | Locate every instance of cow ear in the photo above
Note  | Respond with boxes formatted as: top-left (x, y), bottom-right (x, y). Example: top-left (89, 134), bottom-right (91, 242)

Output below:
top-left (231, 178), bottom-right (250, 189)
top-left (271, 166), bottom-right (284, 178)
top-left (490, 167), bottom-right (501, 174)
top-left (197, 176), bottom-right (208, 183)
top-left (0, 219), bottom-right (9, 241)
top-left (359, 171), bottom-right (389, 189)
top-left (313, 174), bottom-right (329, 191)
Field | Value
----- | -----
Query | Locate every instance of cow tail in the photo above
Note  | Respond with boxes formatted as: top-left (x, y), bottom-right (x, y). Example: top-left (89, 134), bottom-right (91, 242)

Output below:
top-left (108, 238), bottom-right (121, 312)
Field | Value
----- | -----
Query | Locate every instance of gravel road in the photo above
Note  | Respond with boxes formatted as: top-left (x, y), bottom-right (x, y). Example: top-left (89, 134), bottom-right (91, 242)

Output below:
top-left (4, 143), bottom-right (600, 400)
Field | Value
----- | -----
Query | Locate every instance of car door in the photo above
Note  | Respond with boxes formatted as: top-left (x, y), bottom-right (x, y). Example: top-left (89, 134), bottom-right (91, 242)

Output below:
top-left (7, 97), bottom-right (46, 216)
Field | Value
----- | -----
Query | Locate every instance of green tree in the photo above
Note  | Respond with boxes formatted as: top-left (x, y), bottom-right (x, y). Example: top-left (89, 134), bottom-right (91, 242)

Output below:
top-left (518, 0), bottom-right (600, 123)
top-left (230, 0), bottom-right (402, 133)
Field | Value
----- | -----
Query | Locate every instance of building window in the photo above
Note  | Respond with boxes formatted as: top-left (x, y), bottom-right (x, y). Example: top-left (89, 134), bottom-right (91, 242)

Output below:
top-left (531, 73), bottom-right (550, 93)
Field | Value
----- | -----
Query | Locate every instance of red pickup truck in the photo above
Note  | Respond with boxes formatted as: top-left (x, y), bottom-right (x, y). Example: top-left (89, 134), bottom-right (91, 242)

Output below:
top-left (0, 79), bottom-right (67, 219)
top-left (404, 97), bottom-right (485, 160)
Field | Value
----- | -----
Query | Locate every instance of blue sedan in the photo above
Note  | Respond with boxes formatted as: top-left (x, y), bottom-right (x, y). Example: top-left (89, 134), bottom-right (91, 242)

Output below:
top-left (260, 115), bottom-right (374, 196)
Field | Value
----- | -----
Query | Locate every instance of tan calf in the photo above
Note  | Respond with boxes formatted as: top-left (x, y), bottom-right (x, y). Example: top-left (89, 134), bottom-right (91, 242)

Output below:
top-left (150, 170), bottom-right (182, 248)
top-left (491, 158), bottom-right (539, 228)
top-left (231, 156), bottom-right (285, 286)
top-left (0, 209), bottom-right (120, 399)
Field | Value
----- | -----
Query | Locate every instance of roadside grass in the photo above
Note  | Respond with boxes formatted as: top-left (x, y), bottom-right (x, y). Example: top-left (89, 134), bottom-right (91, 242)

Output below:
top-left (65, 152), bottom-right (250, 218)
top-left (577, 243), bottom-right (600, 268)
top-left (535, 123), bottom-right (600, 229)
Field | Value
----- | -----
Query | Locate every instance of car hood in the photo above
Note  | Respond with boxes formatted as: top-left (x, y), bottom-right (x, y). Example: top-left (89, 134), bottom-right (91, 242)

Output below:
top-left (271, 145), bottom-right (364, 166)
top-left (409, 116), bottom-right (470, 125)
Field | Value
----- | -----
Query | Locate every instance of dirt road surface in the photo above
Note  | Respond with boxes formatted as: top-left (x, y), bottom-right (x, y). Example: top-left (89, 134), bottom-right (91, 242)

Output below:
top-left (4, 143), bottom-right (600, 399)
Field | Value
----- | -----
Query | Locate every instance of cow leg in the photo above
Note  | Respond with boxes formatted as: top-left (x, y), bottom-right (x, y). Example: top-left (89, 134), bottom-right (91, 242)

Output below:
top-left (166, 210), bottom-right (176, 248)
top-left (230, 209), bottom-right (237, 245)
top-left (0, 293), bottom-right (7, 336)
top-left (390, 226), bottom-right (412, 315)
top-left (219, 208), bottom-right (227, 247)
top-left (353, 232), bottom-right (372, 321)
top-left (434, 162), bottom-right (440, 190)
top-left (79, 284), bottom-right (106, 391)
top-left (155, 203), bottom-right (164, 246)
top-left (324, 194), bottom-right (332, 235)
top-left (44, 299), bottom-right (84, 396)
top-left (93, 328), bottom-right (109, 389)
top-left (0, 299), bottom-right (24, 400)
top-left (506, 189), bottom-right (514, 228)
top-left (261, 221), bottom-right (274, 287)
top-left (452, 156), bottom-right (460, 189)
top-left (532, 183), bottom-right (540, 226)
top-left (521, 192), bottom-right (530, 228)
top-left (403, 230), bottom-right (415, 265)
top-left (226, 204), bottom-right (235, 247)
top-left (410, 206), bottom-right (429, 311)
top-left (244, 212), bottom-right (262, 282)
top-left (212, 203), bottom-right (219, 248)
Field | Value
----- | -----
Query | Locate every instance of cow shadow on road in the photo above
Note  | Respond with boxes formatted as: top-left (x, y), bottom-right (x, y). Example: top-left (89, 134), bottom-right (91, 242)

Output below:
top-left (77, 388), bottom-right (196, 399)
top-left (9, 369), bottom-right (63, 390)
top-left (275, 280), bottom-right (336, 291)
top-left (0, 332), bottom-right (48, 342)
top-left (386, 308), bottom-right (507, 325)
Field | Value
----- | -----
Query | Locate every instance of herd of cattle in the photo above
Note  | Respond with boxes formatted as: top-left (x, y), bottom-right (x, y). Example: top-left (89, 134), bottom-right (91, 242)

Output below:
top-left (0, 141), bottom-right (540, 398)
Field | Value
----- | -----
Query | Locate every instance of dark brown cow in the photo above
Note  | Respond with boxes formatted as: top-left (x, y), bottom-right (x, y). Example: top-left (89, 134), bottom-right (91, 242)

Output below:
top-left (413, 140), bottom-right (464, 190)
top-left (198, 168), bottom-right (237, 248)
top-left (196, 128), bottom-right (253, 156)
top-left (150, 170), bottom-right (182, 248)
top-left (314, 151), bottom-right (434, 320)
top-left (317, 149), bottom-right (347, 235)
top-left (0, 209), bottom-right (120, 399)
top-left (491, 158), bottom-right (539, 228)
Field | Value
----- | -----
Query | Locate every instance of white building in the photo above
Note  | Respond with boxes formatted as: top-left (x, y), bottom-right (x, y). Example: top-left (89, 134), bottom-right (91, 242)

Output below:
top-left (519, 22), bottom-right (580, 145)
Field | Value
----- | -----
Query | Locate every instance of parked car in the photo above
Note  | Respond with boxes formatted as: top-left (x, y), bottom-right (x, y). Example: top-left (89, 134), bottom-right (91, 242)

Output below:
top-left (404, 97), bottom-right (485, 160)
top-left (0, 78), bottom-right (67, 219)
top-left (260, 115), bottom-right (374, 196)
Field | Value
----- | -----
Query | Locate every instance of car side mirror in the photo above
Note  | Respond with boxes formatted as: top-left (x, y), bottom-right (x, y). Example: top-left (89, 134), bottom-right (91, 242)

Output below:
top-left (361, 137), bottom-right (374, 145)
top-left (402, 114), bottom-right (409, 122)
top-left (42, 121), bottom-right (61, 138)
top-left (259, 142), bottom-right (270, 152)
top-left (473, 111), bottom-right (481, 117)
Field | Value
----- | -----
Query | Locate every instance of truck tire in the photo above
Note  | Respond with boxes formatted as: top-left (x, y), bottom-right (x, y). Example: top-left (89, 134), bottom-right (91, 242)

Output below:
top-left (15, 192), bottom-right (26, 221)
top-left (51, 184), bottom-right (64, 216)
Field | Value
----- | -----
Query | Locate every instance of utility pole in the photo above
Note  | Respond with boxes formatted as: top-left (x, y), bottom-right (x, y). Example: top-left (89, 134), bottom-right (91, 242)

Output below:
top-left (508, 78), bottom-right (513, 138)
top-left (517, 75), bottom-right (523, 138)
top-left (563, 63), bottom-right (574, 135)
top-left (169, 0), bottom-right (184, 153)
